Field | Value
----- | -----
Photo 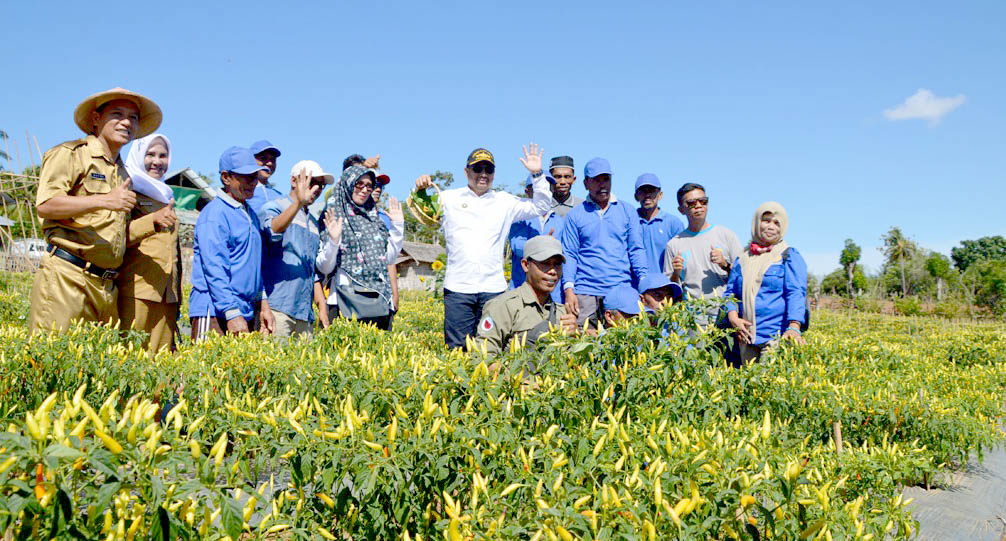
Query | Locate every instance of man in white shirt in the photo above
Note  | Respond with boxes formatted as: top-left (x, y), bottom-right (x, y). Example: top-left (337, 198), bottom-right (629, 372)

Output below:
top-left (415, 143), bottom-right (550, 349)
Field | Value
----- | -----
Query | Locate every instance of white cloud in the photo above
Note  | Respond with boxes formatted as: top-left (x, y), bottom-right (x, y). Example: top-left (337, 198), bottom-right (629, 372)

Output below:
top-left (883, 89), bottom-right (966, 123)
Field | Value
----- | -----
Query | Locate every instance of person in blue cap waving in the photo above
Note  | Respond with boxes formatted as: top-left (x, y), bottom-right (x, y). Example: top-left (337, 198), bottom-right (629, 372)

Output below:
top-left (634, 173), bottom-right (683, 286)
top-left (560, 158), bottom-right (649, 327)
top-left (247, 140), bottom-right (284, 214)
top-left (189, 147), bottom-right (276, 339)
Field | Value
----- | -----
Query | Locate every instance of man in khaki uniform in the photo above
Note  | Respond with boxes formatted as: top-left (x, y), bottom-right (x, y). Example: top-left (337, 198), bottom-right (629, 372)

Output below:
top-left (477, 235), bottom-right (577, 357)
top-left (30, 88), bottom-right (162, 334)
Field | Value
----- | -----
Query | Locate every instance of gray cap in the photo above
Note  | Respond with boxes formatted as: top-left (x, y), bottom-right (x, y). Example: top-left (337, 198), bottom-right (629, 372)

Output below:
top-left (524, 235), bottom-right (565, 262)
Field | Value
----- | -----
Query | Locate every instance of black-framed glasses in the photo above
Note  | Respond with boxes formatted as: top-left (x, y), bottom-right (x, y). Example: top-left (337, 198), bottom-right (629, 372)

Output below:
top-left (470, 163), bottom-right (495, 175)
top-left (684, 197), bottom-right (709, 208)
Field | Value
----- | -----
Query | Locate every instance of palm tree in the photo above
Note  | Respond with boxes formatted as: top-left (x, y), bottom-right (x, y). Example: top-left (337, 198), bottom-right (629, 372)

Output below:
top-left (882, 227), bottom-right (915, 297)
top-left (0, 130), bottom-right (9, 167)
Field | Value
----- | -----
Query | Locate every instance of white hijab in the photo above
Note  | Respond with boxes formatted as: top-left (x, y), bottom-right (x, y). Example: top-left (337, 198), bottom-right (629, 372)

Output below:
top-left (125, 133), bottom-right (174, 204)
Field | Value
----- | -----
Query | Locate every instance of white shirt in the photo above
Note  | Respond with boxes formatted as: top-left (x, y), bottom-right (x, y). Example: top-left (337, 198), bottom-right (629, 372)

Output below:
top-left (442, 172), bottom-right (551, 294)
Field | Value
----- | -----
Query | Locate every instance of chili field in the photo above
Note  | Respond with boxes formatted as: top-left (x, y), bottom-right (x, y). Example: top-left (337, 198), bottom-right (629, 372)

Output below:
top-left (0, 272), bottom-right (1003, 539)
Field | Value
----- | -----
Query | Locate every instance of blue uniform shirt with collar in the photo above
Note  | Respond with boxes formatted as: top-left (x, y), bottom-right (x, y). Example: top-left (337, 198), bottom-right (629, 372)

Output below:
top-left (723, 247), bottom-right (809, 345)
top-left (636, 208), bottom-right (684, 286)
top-left (507, 211), bottom-right (565, 304)
top-left (559, 196), bottom-right (649, 296)
top-left (257, 196), bottom-right (321, 323)
top-left (247, 183), bottom-right (285, 215)
top-left (189, 192), bottom-right (266, 321)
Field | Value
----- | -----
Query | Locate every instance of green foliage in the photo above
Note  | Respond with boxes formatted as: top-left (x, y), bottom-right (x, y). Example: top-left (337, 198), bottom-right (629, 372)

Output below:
top-left (963, 259), bottom-right (1006, 316)
top-left (1, 273), bottom-right (1005, 539)
top-left (925, 253), bottom-right (952, 279)
top-left (892, 296), bottom-right (923, 317)
top-left (951, 236), bottom-right (1006, 272)
top-left (821, 267), bottom-right (867, 297)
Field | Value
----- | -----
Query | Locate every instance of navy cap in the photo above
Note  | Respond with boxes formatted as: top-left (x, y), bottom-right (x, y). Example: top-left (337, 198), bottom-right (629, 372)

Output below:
top-left (638, 274), bottom-right (683, 299)
top-left (603, 285), bottom-right (641, 316)
top-left (250, 140), bottom-right (281, 157)
top-left (219, 146), bottom-right (269, 175)
top-left (549, 155), bottom-right (575, 172)
top-left (525, 172), bottom-right (556, 188)
top-left (634, 173), bottom-right (661, 192)
top-left (584, 157), bottom-right (612, 179)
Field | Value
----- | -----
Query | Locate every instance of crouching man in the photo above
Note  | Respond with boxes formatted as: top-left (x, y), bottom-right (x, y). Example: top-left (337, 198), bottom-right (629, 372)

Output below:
top-left (476, 235), bottom-right (577, 357)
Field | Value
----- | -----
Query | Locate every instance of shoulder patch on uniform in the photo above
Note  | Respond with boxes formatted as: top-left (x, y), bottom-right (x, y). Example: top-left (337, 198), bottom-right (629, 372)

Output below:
top-left (480, 316), bottom-right (495, 332)
top-left (89, 173), bottom-right (106, 180)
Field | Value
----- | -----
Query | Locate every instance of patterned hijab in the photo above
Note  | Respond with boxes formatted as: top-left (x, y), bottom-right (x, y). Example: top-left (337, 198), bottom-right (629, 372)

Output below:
top-left (737, 202), bottom-right (790, 327)
top-left (325, 165), bottom-right (391, 301)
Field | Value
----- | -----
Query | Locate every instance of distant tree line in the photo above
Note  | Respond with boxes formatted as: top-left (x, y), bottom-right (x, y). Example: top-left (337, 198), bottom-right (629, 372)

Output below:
top-left (820, 229), bottom-right (1006, 318)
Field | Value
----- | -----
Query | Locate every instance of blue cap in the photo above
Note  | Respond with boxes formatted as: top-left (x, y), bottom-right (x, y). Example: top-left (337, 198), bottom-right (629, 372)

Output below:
top-left (525, 172), bottom-right (556, 188)
top-left (638, 274), bottom-right (684, 299)
top-left (634, 173), bottom-right (661, 192)
top-left (249, 139), bottom-right (281, 157)
top-left (584, 158), bottom-right (612, 179)
top-left (219, 146), bottom-right (269, 175)
top-left (603, 285), bottom-right (641, 316)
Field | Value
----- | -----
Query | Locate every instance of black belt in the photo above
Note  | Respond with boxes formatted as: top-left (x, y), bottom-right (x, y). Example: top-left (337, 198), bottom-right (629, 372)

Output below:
top-left (48, 245), bottom-right (119, 280)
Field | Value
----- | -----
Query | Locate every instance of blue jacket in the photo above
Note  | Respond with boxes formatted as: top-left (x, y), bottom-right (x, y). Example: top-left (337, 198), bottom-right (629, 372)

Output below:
top-left (560, 197), bottom-right (649, 297)
top-left (508, 211), bottom-right (565, 304)
top-left (189, 193), bottom-right (265, 321)
top-left (723, 247), bottom-right (808, 345)
top-left (258, 196), bottom-right (321, 323)
top-left (637, 209), bottom-right (684, 280)
top-left (247, 183), bottom-right (285, 215)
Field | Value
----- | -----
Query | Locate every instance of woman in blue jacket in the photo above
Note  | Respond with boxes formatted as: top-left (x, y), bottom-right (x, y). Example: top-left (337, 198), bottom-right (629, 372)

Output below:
top-left (723, 202), bottom-right (807, 362)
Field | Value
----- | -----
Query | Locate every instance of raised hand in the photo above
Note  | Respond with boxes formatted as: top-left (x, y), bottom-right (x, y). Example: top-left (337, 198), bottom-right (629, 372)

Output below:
top-left (710, 247), bottom-right (728, 270)
top-left (152, 200), bottom-right (177, 231)
top-left (106, 177), bottom-right (137, 212)
top-left (323, 210), bottom-right (344, 245)
top-left (387, 196), bottom-right (404, 223)
top-left (363, 155), bottom-right (381, 169)
top-left (414, 175), bottom-right (433, 190)
top-left (519, 142), bottom-right (544, 174)
top-left (292, 169), bottom-right (318, 207)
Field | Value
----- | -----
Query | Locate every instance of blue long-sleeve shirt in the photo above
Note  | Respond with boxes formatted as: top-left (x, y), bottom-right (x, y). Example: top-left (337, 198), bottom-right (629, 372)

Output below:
top-left (258, 196), bottom-right (321, 323)
top-left (189, 193), bottom-right (265, 321)
top-left (636, 208), bottom-right (684, 286)
top-left (723, 247), bottom-right (808, 345)
top-left (508, 211), bottom-right (566, 304)
top-left (560, 197), bottom-right (649, 297)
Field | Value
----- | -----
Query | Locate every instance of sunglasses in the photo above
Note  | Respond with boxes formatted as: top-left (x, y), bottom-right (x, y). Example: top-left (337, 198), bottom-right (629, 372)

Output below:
top-left (684, 197), bottom-right (709, 209)
top-left (353, 181), bottom-right (375, 192)
top-left (470, 163), bottom-right (495, 175)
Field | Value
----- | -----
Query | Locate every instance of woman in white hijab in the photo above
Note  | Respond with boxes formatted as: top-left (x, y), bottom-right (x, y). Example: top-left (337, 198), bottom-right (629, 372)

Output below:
top-left (116, 133), bottom-right (182, 352)
top-left (722, 202), bottom-right (808, 363)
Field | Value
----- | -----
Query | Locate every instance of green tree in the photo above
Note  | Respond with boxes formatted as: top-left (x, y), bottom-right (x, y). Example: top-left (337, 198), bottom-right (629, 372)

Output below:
top-left (962, 260), bottom-right (1006, 316)
top-left (0, 129), bottom-right (8, 168)
top-left (821, 267), bottom-right (867, 297)
top-left (838, 239), bottom-right (861, 297)
top-left (881, 227), bottom-right (918, 297)
top-left (951, 236), bottom-right (1006, 272)
top-left (925, 253), bottom-right (953, 301)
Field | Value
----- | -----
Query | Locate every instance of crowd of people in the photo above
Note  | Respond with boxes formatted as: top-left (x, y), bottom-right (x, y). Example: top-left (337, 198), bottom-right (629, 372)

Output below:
top-left (28, 87), bottom-right (809, 363)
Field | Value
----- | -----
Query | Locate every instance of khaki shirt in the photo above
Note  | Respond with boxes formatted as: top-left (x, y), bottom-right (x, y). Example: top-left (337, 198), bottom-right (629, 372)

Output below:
top-left (117, 193), bottom-right (182, 303)
top-left (477, 282), bottom-right (566, 355)
top-left (36, 135), bottom-right (129, 269)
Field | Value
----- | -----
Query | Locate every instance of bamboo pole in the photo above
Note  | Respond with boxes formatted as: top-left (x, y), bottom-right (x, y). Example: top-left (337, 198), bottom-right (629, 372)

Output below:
top-left (833, 420), bottom-right (844, 455)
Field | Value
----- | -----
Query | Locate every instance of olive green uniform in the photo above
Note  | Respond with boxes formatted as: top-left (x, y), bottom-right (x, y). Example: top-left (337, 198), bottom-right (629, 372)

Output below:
top-left (476, 282), bottom-right (566, 356)
top-left (29, 135), bottom-right (129, 333)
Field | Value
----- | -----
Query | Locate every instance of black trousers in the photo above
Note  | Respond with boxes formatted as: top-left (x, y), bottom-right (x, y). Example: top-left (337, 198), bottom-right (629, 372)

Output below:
top-left (327, 305), bottom-right (392, 331)
top-left (443, 289), bottom-right (502, 350)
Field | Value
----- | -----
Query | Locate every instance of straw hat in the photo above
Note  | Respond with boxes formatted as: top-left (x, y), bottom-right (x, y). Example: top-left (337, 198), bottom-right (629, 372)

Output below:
top-left (73, 87), bottom-right (162, 139)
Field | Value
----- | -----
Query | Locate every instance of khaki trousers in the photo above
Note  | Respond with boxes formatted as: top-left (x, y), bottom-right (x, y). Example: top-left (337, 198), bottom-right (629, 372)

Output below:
top-left (272, 310), bottom-right (313, 338)
top-left (29, 253), bottom-right (117, 334)
top-left (118, 296), bottom-right (179, 353)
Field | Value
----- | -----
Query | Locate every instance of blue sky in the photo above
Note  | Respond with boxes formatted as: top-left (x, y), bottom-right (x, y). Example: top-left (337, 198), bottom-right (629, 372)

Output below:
top-left (3, 1), bottom-right (1004, 276)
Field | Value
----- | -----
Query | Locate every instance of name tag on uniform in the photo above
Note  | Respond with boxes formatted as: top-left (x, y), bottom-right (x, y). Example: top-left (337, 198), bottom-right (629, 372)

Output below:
top-left (90, 173), bottom-right (106, 180)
